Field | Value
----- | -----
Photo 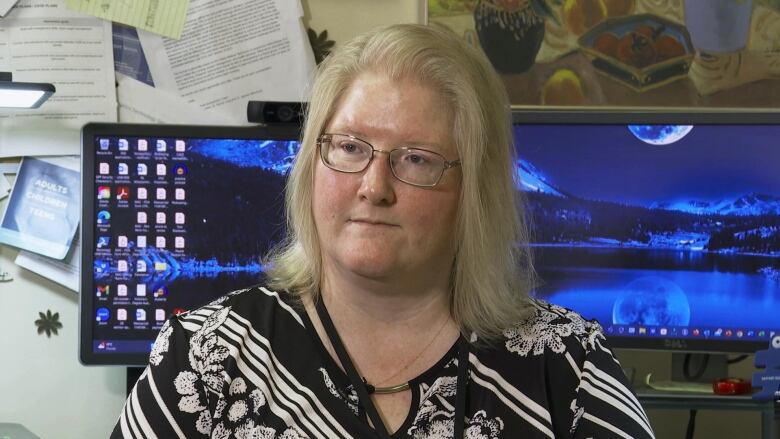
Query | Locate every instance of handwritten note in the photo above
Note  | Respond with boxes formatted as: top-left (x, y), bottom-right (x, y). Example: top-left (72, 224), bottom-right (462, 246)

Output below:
top-left (64, 0), bottom-right (189, 39)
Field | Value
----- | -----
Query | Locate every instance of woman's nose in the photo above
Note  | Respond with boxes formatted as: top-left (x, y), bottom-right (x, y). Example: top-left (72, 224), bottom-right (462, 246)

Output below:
top-left (357, 151), bottom-right (396, 205)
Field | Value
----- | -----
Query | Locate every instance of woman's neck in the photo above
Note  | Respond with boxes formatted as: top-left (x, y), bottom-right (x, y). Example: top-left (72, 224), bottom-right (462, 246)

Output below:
top-left (307, 270), bottom-right (460, 388)
top-left (319, 269), bottom-right (452, 330)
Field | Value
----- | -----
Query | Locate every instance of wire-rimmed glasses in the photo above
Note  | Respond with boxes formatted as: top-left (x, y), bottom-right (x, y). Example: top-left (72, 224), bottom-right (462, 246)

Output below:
top-left (316, 133), bottom-right (460, 188)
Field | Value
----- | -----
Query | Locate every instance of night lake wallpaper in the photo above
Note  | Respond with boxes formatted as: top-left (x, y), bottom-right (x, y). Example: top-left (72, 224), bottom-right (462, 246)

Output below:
top-left (514, 123), bottom-right (780, 341)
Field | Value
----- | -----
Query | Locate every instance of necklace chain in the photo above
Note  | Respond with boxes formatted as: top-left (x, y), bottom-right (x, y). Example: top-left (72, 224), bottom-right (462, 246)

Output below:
top-left (363, 314), bottom-right (451, 392)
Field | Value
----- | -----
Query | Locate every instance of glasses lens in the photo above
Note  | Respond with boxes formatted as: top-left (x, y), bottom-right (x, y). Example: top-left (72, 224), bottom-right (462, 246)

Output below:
top-left (320, 135), bottom-right (371, 172)
top-left (389, 148), bottom-right (446, 187)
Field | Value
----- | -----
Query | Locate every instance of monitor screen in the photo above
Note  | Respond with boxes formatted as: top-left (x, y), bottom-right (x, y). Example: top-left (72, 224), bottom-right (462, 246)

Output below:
top-left (80, 123), bottom-right (300, 365)
top-left (514, 111), bottom-right (780, 354)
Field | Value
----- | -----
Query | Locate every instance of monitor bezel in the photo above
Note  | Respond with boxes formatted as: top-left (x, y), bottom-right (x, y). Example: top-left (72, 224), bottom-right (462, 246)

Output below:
top-left (512, 109), bottom-right (780, 354)
top-left (79, 122), bottom-right (300, 366)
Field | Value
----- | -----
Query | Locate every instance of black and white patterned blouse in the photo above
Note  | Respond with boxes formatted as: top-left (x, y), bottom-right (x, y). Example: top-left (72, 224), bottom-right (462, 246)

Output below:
top-left (112, 286), bottom-right (655, 438)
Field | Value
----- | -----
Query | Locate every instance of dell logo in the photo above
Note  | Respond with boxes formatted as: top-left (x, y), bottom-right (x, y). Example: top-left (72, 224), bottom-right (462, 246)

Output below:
top-left (664, 339), bottom-right (687, 349)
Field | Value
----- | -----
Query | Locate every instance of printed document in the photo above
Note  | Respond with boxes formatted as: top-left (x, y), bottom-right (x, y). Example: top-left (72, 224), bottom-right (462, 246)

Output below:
top-left (0, 0), bottom-right (18, 17)
top-left (117, 74), bottom-right (231, 124)
top-left (138, 0), bottom-right (315, 124)
top-left (16, 234), bottom-right (80, 292)
top-left (65, 0), bottom-right (189, 40)
top-left (0, 0), bottom-right (116, 157)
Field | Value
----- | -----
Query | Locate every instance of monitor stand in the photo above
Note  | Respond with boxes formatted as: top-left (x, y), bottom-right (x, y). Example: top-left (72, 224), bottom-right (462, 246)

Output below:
top-left (671, 353), bottom-right (729, 383)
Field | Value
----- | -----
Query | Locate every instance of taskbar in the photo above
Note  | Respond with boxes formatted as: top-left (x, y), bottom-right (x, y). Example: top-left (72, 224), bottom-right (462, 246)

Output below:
top-left (605, 324), bottom-right (776, 340)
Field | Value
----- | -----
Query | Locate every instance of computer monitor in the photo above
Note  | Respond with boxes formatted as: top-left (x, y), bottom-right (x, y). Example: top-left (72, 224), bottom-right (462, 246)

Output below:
top-left (79, 123), bottom-right (300, 365)
top-left (514, 110), bottom-right (780, 354)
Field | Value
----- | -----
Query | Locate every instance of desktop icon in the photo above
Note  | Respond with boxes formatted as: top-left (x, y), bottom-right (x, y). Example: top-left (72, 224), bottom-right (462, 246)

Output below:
top-left (97, 236), bottom-right (110, 248)
top-left (156, 163), bottom-right (166, 176)
top-left (137, 163), bottom-right (148, 175)
top-left (94, 259), bottom-right (109, 274)
top-left (137, 187), bottom-right (148, 200)
top-left (156, 188), bottom-right (166, 200)
top-left (96, 307), bottom-right (110, 322)
top-left (156, 139), bottom-right (166, 152)
top-left (118, 163), bottom-right (129, 175)
top-left (156, 309), bottom-right (166, 321)
top-left (99, 138), bottom-right (110, 150)
top-left (135, 309), bottom-right (147, 321)
top-left (156, 212), bottom-right (166, 224)
top-left (136, 284), bottom-right (146, 296)
top-left (117, 284), bottom-right (128, 296)
top-left (117, 235), bottom-right (128, 247)
top-left (117, 260), bottom-right (128, 272)
top-left (97, 186), bottom-right (111, 199)
top-left (97, 210), bottom-right (111, 225)
top-left (154, 262), bottom-right (167, 271)
top-left (154, 286), bottom-right (167, 297)
top-left (137, 235), bottom-right (147, 248)
top-left (174, 212), bottom-right (185, 224)
top-left (137, 211), bottom-right (147, 224)
top-left (118, 139), bottom-right (129, 151)
top-left (116, 186), bottom-right (130, 200)
top-left (117, 308), bottom-right (128, 321)
top-left (174, 236), bottom-right (185, 249)
top-left (175, 188), bottom-right (185, 200)
top-left (136, 260), bottom-right (147, 273)
top-left (96, 285), bottom-right (109, 297)
top-left (173, 164), bottom-right (187, 176)
top-left (99, 162), bottom-right (110, 174)
top-left (138, 139), bottom-right (148, 151)
top-left (156, 236), bottom-right (166, 248)
top-left (175, 139), bottom-right (186, 152)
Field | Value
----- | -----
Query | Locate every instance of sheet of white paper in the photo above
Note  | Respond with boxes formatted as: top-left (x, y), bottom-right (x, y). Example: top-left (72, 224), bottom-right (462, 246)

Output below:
top-left (0, 0), bottom-right (19, 17)
top-left (15, 234), bottom-right (80, 293)
top-left (117, 74), bottom-right (232, 124)
top-left (138, 0), bottom-right (315, 124)
top-left (0, 0), bottom-right (117, 157)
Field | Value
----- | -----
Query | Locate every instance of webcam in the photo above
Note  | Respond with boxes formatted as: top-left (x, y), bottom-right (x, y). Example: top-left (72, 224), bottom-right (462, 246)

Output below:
top-left (247, 101), bottom-right (306, 125)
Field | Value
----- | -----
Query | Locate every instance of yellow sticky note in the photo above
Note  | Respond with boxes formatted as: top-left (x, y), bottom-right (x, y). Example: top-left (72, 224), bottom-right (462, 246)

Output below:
top-left (65, 0), bottom-right (189, 39)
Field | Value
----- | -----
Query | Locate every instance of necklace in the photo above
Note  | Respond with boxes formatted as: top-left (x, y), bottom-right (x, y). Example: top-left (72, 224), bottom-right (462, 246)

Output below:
top-left (315, 297), bottom-right (469, 439)
top-left (363, 314), bottom-right (450, 394)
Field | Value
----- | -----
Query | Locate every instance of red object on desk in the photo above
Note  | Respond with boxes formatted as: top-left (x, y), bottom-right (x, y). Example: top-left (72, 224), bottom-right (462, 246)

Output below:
top-left (713, 378), bottom-right (752, 395)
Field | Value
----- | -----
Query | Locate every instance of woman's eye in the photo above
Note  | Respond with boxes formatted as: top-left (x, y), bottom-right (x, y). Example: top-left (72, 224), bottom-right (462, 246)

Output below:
top-left (405, 153), bottom-right (427, 165)
top-left (340, 142), bottom-right (361, 154)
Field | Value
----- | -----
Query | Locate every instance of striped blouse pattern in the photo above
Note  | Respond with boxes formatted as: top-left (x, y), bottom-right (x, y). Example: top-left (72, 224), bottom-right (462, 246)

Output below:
top-left (113, 286), bottom-right (655, 438)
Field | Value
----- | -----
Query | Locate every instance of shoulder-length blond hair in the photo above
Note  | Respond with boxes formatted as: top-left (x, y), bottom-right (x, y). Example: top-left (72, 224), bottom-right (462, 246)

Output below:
top-left (266, 23), bottom-right (536, 344)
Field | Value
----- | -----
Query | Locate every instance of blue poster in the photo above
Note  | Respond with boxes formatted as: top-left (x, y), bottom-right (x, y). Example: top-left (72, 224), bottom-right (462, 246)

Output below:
top-left (0, 157), bottom-right (80, 260)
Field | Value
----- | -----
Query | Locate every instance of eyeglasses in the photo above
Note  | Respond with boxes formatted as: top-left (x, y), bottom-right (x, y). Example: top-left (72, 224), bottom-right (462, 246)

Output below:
top-left (316, 133), bottom-right (461, 188)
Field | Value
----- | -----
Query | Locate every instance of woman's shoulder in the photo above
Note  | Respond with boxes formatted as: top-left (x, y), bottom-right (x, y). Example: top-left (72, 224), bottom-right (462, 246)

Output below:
top-left (476, 297), bottom-right (605, 360)
top-left (173, 284), bottom-right (303, 334)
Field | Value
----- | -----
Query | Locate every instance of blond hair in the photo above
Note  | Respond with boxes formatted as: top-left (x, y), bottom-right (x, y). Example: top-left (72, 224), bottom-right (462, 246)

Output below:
top-left (266, 24), bottom-right (535, 344)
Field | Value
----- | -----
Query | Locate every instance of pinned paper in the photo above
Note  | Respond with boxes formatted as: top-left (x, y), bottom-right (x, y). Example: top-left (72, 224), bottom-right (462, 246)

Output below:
top-left (65, 0), bottom-right (189, 39)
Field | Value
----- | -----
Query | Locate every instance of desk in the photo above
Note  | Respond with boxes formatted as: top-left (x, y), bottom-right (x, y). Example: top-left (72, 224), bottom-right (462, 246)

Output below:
top-left (637, 388), bottom-right (778, 439)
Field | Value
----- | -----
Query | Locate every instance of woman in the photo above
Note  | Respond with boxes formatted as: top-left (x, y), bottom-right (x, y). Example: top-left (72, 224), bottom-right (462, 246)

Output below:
top-left (113, 24), bottom-right (654, 438)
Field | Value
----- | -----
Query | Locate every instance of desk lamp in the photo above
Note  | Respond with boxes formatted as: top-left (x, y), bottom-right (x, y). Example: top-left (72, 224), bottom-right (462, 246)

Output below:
top-left (0, 72), bottom-right (55, 109)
